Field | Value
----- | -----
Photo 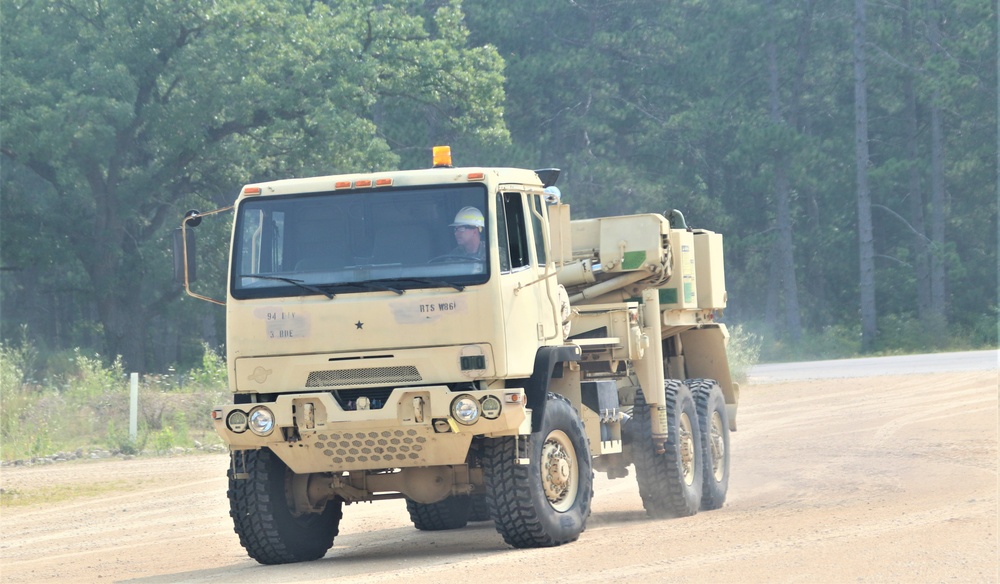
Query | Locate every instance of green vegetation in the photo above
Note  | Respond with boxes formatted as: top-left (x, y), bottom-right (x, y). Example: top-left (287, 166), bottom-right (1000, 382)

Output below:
top-left (1, 0), bottom-right (508, 373)
top-left (0, 340), bottom-right (227, 462)
top-left (746, 313), bottom-right (997, 364)
top-left (726, 324), bottom-right (763, 384)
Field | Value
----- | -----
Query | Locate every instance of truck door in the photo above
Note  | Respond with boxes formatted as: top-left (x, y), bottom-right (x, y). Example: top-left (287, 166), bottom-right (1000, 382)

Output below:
top-left (496, 191), bottom-right (557, 377)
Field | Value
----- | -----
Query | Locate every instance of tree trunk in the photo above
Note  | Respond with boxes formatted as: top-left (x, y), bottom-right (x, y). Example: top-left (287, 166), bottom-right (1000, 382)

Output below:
top-left (903, 2), bottom-right (932, 322)
top-left (764, 0), bottom-right (803, 342)
top-left (854, 0), bottom-right (878, 351)
top-left (96, 286), bottom-right (148, 374)
top-left (74, 181), bottom-right (150, 373)
top-left (764, 240), bottom-right (783, 334)
top-left (927, 0), bottom-right (948, 330)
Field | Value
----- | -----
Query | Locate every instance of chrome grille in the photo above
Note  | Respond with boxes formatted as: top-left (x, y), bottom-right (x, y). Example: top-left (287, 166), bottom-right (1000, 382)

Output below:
top-left (306, 365), bottom-right (421, 387)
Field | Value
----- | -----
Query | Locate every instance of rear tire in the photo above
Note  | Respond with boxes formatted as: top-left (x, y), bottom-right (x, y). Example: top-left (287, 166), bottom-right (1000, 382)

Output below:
top-left (228, 449), bottom-right (343, 565)
top-left (405, 495), bottom-right (471, 530)
top-left (628, 380), bottom-right (703, 518)
top-left (469, 493), bottom-right (491, 522)
top-left (688, 378), bottom-right (730, 510)
top-left (482, 393), bottom-right (593, 548)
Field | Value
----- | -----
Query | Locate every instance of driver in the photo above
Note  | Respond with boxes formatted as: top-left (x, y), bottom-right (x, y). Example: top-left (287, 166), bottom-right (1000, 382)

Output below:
top-left (449, 206), bottom-right (485, 260)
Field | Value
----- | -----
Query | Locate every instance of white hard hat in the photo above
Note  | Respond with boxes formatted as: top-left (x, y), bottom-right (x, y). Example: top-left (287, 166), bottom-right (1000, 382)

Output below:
top-left (450, 206), bottom-right (484, 229)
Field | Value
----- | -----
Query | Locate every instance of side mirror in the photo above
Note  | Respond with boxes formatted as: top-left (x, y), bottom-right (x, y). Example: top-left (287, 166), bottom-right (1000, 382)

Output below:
top-left (172, 210), bottom-right (200, 284)
top-left (534, 168), bottom-right (560, 188)
top-left (183, 209), bottom-right (203, 227)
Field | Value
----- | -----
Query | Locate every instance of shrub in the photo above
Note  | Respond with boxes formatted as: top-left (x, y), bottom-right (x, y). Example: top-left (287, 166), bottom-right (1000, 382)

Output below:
top-left (726, 324), bottom-right (762, 383)
top-left (187, 343), bottom-right (228, 389)
top-left (106, 421), bottom-right (147, 455)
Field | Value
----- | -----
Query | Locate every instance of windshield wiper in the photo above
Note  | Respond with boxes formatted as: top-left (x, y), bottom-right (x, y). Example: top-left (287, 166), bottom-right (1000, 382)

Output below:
top-left (321, 281), bottom-right (405, 295)
top-left (243, 275), bottom-right (335, 299)
top-left (354, 281), bottom-right (404, 295)
top-left (372, 277), bottom-right (465, 292)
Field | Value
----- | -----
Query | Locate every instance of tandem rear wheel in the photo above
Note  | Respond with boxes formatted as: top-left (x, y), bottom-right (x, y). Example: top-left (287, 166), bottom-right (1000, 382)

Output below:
top-left (405, 494), bottom-right (472, 530)
top-left (629, 380), bottom-right (704, 518)
top-left (688, 378), bottom-right (731, 510)
top-left (628, 378), bottom-right (731, 517)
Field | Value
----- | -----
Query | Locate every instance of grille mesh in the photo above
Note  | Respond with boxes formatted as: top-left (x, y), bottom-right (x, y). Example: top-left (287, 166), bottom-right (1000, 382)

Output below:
top-left (315, 429), bottom-right (427, 464)
top-left (306, 365), bottom-right (421, 387)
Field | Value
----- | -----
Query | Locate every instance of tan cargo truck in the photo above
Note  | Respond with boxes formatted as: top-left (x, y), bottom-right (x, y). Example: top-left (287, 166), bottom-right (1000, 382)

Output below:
top-left (176, 147), bottom-right (739, 564)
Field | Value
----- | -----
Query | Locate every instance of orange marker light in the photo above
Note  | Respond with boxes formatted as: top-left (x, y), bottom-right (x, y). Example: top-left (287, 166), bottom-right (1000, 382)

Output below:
top-left (354, 179), bottom-right (372, 188)
top-left (375, 178), bottom-right (393, 186)
top-left (334, 181), bottom-right (352, 189)
top-left (467, 172), bottom-right (485, 181)
top-left (243, 187), bottom-right (262, 195)
top-left (433, 145), bottom-right (452, 167)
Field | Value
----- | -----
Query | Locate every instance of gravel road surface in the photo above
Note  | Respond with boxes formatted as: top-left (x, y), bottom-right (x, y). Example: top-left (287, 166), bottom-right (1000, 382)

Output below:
top-left (2, 365), bottom-right (996, 583)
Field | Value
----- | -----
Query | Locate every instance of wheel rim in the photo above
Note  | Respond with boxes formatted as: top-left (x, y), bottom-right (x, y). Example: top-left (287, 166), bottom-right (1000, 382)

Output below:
top-left (709, 410), bottom-right (726, 481)
top-left (540, 429), bottom-right (578, 512)
top-left (678, 412), bottom-right (696, 486)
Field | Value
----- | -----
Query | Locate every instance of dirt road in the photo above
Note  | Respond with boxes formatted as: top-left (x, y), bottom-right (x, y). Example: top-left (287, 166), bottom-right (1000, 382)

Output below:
top-left (2, 370), bottom-right (997, 583)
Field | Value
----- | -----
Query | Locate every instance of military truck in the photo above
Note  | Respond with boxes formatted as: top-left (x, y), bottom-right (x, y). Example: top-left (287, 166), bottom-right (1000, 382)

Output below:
top-left (175, 146), bottom-right (739, 564)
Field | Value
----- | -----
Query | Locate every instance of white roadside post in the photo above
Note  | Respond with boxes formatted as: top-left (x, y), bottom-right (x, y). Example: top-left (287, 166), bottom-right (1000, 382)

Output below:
top-left (129, 372), bottom-right (139, 441)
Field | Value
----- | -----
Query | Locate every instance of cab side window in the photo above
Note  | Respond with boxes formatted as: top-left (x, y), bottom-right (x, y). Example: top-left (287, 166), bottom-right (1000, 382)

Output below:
top-left (529, 194), bottom-right (547, 266)
top-left (499, 192), bottom-right (530, 271)
top-left (495, 193), bottom-right (511, 272)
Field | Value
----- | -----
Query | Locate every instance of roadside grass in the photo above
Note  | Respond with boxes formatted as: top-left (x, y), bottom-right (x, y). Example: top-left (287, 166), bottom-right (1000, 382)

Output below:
top-left (1, 342), bottom-right (229, 462)
top-left (0, 480), bottom-right (135, 508)
top-left (742, 315), bottom-right (997, 364)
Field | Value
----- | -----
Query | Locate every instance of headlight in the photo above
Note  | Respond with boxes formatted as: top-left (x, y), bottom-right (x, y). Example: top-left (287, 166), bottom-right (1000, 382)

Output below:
top-left (248, 407), bottom-right (275, 436)
top-left (450, 394), bottom-right (480, 425)
top-left (226, 410), bottom-right (249, 433)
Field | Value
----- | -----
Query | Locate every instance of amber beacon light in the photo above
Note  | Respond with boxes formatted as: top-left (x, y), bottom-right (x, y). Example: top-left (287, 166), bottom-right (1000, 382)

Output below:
top-left (432, 145), bottom-right (452, 167)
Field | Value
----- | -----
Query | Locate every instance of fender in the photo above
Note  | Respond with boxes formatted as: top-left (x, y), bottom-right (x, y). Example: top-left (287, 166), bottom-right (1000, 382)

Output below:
top-left (522, 345), bottom-right (582, 432)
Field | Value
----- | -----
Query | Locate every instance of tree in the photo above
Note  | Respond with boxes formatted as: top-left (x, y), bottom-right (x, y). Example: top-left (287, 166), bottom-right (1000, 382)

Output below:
top-left (853, 0), bottom-right (878, 351)
top-left (865, 0), bottom-right (995, 346)
top-left (762, 0), bottom-right (818, 342)
top-left (1, 0), bottom-right (507, 371)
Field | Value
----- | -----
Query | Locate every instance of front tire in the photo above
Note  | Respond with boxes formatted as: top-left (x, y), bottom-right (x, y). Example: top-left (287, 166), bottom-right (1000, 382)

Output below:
top-left (482, 393), bottom-right (593, 548)
top-left (628, 380), bottom-right (703, 518)
top-left (228, 449), bottom-right (343, 565)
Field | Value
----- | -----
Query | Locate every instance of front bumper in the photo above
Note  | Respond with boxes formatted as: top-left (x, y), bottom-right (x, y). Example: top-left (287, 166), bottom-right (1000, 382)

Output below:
top-left (213, 385), bottom-right (529, 474)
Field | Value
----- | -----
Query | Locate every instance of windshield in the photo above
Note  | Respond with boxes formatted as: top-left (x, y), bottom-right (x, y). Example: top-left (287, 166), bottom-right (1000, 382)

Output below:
top-left (231, 184), bottom-right (489, 299)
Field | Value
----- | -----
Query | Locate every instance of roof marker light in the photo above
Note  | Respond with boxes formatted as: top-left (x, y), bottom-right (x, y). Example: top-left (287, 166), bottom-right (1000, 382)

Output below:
top-left (334, 180), bottom-right (352, 189)
top-left (467, 172), bottom-right (485, 181)
top-left (355, 179), bottom-right (372, 188)
top-left (375, 178), bottom-right (393, 186)
top-left (243, 187), bottom-right (262, 195)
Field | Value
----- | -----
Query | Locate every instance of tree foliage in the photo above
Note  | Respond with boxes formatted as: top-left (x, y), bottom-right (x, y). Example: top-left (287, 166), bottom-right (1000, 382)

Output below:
top-left (1, 0), bottom-right (507, 370)
top-left (1, 0), bottom-right (995, 372)
top-left (465, 0), bottom-right (995, 353)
